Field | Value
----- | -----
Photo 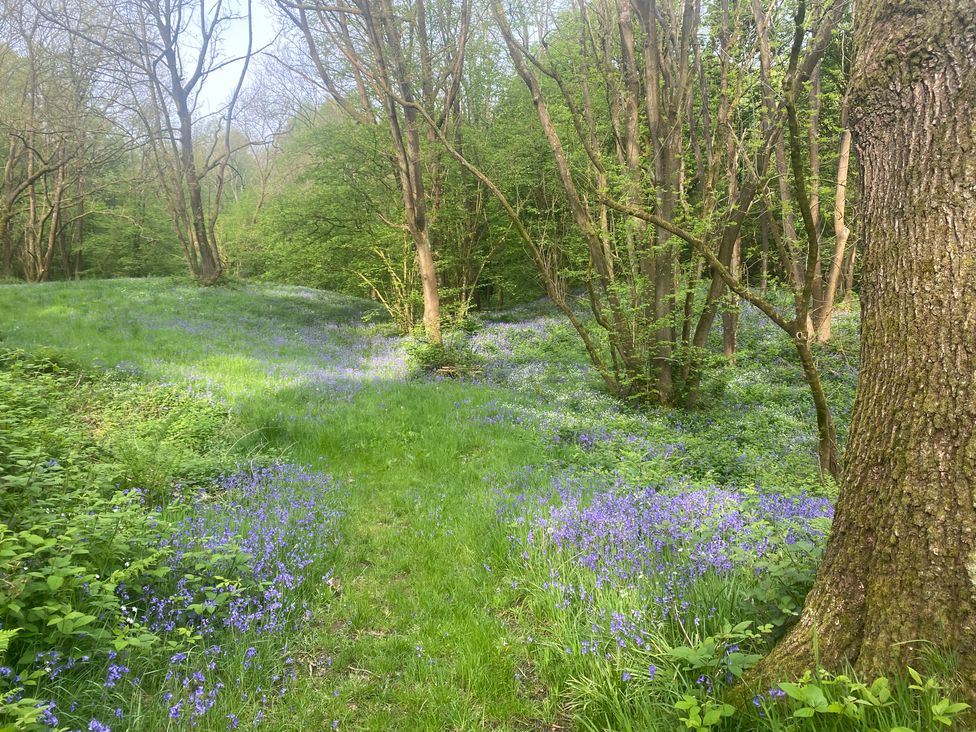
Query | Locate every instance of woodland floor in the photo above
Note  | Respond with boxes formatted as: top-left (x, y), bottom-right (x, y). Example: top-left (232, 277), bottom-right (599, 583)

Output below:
top-left (10, 279), bottom-right (948, 732)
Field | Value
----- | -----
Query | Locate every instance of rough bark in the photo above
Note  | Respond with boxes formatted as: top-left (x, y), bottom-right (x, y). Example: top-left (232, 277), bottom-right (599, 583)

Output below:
top-left (757, 0), bottom-right (976, 695)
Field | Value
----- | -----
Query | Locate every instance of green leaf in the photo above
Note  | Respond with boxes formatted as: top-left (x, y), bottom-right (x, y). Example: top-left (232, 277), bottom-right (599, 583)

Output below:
top-left (793, 707), bottom-right (816, 718)
top-left (702, 708), bottom-right (722, 726)
top-left (0, 629), bottom-right (17, 653)
top-left (778, 682), bottom-right (807, 702)
top-left (804, 685), bottom-right (830, 710)
top-left (55, 617), bottom-right (74, 634)
top-left (71, 613), bottom-right (96, 629)
top-left (46, 574), bottom-right (64, 591)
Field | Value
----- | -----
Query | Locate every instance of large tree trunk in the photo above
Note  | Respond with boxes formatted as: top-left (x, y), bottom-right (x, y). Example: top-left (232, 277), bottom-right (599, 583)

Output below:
top-left (758, 0), bottom-right (976, 695)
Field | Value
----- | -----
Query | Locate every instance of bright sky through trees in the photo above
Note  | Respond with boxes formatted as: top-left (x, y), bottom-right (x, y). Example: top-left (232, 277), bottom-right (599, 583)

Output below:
top-left (197, 0), bottom-right (277, 112)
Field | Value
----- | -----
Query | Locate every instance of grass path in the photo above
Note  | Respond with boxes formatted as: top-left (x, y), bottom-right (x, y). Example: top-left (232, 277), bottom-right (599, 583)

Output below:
top-left (277, 384), bottom-right (558, 730)
top-left (0, 279), bottom-right (562, 729)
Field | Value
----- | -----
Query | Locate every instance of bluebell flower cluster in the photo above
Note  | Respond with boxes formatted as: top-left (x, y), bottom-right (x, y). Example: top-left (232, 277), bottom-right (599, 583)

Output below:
top-left (505, 472), bottom-right (832, 654)
top-left (1, 463), bottom-right (341, 731)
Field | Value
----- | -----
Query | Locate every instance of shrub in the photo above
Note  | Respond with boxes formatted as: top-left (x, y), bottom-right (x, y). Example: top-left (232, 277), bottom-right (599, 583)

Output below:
top-left (405, 334), bottom-right (483, 377)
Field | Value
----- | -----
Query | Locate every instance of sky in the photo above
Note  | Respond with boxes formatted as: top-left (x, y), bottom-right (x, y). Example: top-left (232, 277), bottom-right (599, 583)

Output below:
top-left (197, 0), bottom-right (280, 113)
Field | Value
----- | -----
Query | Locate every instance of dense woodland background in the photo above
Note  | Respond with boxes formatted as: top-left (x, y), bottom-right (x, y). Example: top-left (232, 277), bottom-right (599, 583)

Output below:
top-left (0, 0), bottom-right (854, 316)
top-left (0, 0), bottom-right (866, 475)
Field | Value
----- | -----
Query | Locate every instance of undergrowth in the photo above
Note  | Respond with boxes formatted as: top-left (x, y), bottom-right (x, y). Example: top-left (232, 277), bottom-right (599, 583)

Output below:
top-left (0, 349), bottom-right (343, 731)
top-left (0, 281), bottom-right (968, 731)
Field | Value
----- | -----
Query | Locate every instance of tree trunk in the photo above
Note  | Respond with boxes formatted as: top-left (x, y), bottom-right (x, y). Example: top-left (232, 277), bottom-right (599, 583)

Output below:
top-left (414, 228), bottom-right (441, 343)
top-left (721, 238), bottom-right (740, 361)
top-left (757, 0), bottom-right (976, 695)
top-left (808, 59), bottom-right (826, 326)
top-left (0, 217), bottom-right (13, 278)
top-left (374, 0), bottom-right (442, 344)
top-left (795, 336), bottom-right (840, 482)
top-left (178, 104), bottom-right (222, 285)
top-left (814, 102), bottom-right (852, 342)
top-left (840, 243), bottom-right (856, 302)
top-left (759, 207), bottom-right (769, 295)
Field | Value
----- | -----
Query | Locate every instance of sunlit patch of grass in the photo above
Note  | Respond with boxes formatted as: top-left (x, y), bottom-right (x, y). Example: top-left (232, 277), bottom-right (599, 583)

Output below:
top-left (0, 279), bottom-right (558, 729)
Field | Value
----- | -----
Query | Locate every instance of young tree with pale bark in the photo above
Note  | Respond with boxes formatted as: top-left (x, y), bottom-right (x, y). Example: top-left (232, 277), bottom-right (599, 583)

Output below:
top-left (273, 0), bottom-right (473, 343)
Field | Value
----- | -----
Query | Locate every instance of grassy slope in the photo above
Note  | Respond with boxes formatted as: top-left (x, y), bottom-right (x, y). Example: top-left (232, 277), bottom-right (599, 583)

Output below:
top-left (1, 279), bottom-right (565, 730)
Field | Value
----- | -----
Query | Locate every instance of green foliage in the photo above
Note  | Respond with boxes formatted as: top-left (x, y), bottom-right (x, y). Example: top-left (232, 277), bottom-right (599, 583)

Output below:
top-left (222, 118), bottom-right (395, 293)
top-left (0, 349), bottom-right (242, 511)
top-left (675, 695), bottom-right (737, 730)
top-left (744, 534), bottom-right (828, 632)
top-left (219, 104), bottom-right (550, 318)
top-left (0, 347), bottom-right (311, 730)
top-left (0, 353), bottom-right (167, 726)
top-left (79, 172), bottom-right (186, 279)
top-left (666, 623), bottom-right (766, 681)
top-left (0, 279), bottom-right (966, 731)
top-left (752, 668), bottom-right (971, 730)
top-left (0, 489), bottom-right (167, 661)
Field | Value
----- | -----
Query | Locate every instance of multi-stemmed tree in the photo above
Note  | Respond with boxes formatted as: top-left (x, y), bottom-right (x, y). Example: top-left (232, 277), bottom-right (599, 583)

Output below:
top-left (273, 0), bottom-right (473, 343)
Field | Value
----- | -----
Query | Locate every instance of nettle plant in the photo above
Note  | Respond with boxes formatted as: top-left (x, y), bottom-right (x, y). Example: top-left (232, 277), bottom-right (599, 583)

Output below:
top-left (0, 488), bottom-right (168, 658)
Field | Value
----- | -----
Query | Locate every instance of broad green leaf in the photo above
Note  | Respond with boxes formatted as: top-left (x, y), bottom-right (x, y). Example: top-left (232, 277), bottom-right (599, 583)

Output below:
top-left (778, 682), bottom-right (807, 702)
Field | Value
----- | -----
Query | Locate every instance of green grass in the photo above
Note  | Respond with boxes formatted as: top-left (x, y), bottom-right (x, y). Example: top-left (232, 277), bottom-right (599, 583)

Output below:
top-left (0, 278), bottom-right (566, 729)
